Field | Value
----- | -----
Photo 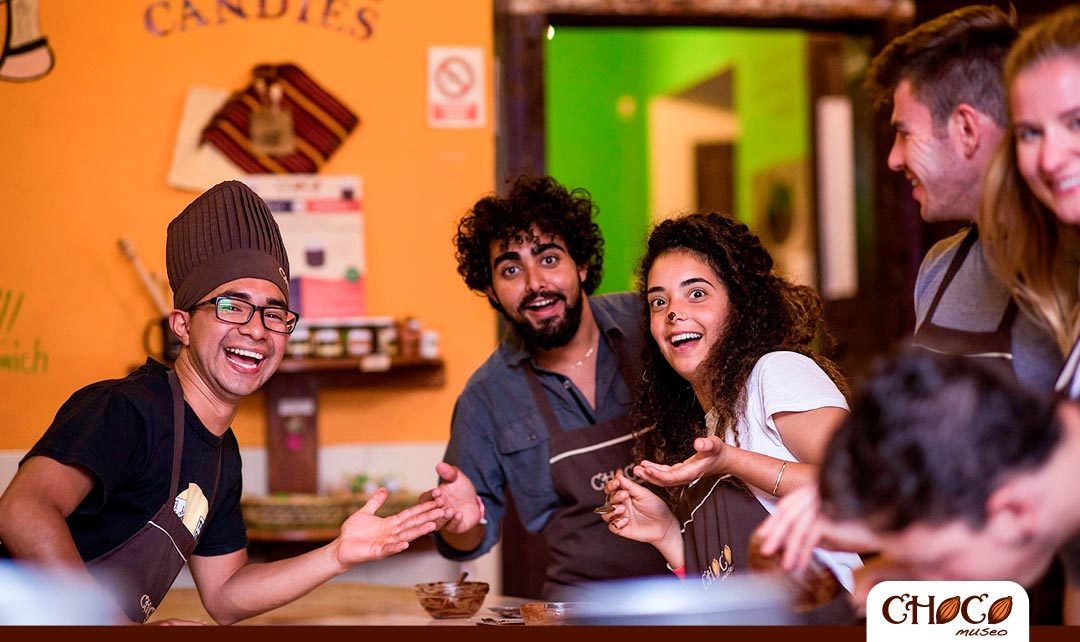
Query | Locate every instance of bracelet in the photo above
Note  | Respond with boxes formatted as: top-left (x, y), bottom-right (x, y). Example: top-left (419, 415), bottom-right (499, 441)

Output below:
top-left (771, 461), bottom-right (788, 496)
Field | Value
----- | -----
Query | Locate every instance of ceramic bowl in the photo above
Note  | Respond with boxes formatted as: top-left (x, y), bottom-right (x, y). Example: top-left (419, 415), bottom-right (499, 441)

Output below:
top-left (414, 581), bottom-right (490, 619)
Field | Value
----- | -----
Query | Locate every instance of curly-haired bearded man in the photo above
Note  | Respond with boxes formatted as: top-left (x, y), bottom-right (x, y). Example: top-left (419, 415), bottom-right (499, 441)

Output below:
top-left (420, 175), bottom-right (668, 599)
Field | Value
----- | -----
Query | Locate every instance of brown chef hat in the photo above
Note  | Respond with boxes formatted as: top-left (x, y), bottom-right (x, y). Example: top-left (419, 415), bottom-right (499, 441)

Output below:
top-left (166, 181), bottom-right (290, 311)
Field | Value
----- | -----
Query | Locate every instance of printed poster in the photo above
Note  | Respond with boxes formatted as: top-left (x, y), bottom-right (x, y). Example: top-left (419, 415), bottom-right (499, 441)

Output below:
top-left (243, 175), bottom-right (366, 319)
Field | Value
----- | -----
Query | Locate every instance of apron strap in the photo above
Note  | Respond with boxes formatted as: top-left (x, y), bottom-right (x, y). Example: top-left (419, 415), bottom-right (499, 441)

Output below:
top-left (996, 298), bottom-right (1020, 335)
top-left (923, 225), bottom-right (978, 324)
top-left (523, 362), bottom-right (564, 436)
top-left (165, 370), bottom-right (225, 530)
top-left (166, 370), bottom-right (185, 500)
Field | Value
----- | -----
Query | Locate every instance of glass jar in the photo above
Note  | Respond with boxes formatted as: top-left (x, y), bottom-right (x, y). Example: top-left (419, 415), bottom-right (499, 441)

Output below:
top-left (286, 326), bottom-right (312, 358)
top-left (313, 326), bottom-right (344, 358)
top-left (398, 317), bottom-right (422, 359)
top-left (419, 329), bottom-right (440, 359)
top-left (345, 327), bottom-right (374, 357)
top-left (375, 325), bottom-right (398, 357)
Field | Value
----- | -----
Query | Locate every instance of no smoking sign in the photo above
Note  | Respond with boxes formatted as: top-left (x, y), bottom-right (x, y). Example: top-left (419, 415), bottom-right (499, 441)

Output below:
top-left (428, 47), bottom-right (485, 128)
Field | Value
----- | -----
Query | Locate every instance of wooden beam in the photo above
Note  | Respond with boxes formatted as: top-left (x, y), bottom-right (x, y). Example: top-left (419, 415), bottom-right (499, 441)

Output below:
top-left (507, 0), bottom-right (913, 21)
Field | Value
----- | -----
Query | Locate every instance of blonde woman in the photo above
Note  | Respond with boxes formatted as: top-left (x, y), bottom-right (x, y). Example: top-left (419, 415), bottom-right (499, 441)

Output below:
top-left (978, 5), bottom-right (1080, 360)
top-left (969, 5), bottom-right (1080, 623)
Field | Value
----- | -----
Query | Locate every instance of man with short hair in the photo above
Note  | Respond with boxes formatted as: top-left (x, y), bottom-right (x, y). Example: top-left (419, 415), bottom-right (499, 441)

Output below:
top-left (422, 175), bottom-right (667, 599)
top-left (820, 349), bottom-right (1080, 596)
top-left (866, 4), bottom-right (1061, 390)
top-left (0, 181), bottom-right (445, 624)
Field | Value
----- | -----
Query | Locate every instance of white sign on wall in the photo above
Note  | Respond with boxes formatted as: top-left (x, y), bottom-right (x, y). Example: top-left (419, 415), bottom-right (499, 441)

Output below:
top-left (427, 46), bottom-right (485, 129)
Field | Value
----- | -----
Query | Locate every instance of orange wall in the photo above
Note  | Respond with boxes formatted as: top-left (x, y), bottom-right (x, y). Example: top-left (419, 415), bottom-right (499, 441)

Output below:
top-left (0, 0), bottom-right (496, 449)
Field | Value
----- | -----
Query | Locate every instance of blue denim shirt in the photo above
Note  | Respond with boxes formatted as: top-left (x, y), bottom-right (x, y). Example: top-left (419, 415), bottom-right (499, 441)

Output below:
top-left (435, 292), bottom-right (646, 560)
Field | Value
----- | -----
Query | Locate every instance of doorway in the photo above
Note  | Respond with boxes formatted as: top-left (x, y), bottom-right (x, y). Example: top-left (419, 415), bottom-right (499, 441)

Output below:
top-left (493, 0), bottom-right (913, 600)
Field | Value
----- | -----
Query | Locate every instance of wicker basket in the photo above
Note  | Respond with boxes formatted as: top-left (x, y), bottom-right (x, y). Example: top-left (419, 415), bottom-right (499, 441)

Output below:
top-left (241, 493), bottom-right (352, 530)
top-left (343, 491), bottom-right (419, 518)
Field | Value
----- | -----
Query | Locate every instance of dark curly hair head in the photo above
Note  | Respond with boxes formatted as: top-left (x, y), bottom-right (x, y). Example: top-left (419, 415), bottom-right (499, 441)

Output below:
top-left (633, 213), bottom-right (846, 487)
top-left (820, 348), bottom-right (1059, 532)
top-left (454, 175), bottom-right (604, 303)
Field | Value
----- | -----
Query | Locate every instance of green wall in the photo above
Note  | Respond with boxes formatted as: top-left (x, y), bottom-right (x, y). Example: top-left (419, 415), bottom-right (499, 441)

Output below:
top-left (546, 27), bottom-right (809, 293)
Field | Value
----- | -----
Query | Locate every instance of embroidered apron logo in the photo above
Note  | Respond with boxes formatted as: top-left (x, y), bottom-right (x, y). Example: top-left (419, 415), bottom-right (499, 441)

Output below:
top-left (590, 464), bottom-right (641, 491)
top-left (139, 594), bottom-right (156, 619)
top-left (700, 544), bottom-right (734, 589)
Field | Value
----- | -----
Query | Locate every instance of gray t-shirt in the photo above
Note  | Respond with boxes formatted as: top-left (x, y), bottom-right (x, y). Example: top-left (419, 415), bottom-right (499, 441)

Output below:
top-left (914, 228), bottom-right (1063, 392)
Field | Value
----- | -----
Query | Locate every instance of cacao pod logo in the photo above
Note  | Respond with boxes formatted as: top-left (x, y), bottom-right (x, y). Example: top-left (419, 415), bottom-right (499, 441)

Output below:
top-left (935, 596), bottom-right (961, 624)
top-left (987, 596), bottom-right (1013, 624)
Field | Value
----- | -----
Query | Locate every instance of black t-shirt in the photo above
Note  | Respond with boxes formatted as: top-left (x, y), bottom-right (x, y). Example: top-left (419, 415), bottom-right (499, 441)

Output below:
top-left (14, 359), bottom-right (247, 560)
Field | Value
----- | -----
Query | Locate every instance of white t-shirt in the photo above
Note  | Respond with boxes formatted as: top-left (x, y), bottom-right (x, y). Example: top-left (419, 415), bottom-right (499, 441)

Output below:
top-left (705, 350), bottom-right (862, 591)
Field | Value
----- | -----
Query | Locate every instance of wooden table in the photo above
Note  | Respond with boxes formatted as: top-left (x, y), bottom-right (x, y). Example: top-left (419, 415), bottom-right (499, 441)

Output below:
top-left (152, 581), bottom-right (522, 626)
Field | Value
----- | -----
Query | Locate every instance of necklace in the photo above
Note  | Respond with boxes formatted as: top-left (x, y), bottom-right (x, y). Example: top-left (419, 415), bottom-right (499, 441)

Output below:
top-left (568, 345), bottom-right (595, 370)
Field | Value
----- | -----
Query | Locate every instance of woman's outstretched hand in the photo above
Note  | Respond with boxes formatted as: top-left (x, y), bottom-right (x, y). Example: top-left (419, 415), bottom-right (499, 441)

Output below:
top-left (635, 436), bottom-right (729, 487)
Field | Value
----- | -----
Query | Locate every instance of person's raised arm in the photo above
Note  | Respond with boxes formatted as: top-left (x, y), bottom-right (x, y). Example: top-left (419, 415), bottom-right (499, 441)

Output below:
top-left (635, 407), bottom-right (846, 497)
top-left (188, 488), bottom-right (447, 625)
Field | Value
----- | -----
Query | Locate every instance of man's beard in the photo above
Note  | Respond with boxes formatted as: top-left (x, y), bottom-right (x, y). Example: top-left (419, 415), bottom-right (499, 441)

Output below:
top-left (506, 289), bottom-right (584, 350)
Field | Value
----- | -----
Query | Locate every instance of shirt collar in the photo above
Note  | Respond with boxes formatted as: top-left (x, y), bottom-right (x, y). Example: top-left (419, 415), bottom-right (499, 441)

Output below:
top-left (499, 295), bottom-right (628, 367)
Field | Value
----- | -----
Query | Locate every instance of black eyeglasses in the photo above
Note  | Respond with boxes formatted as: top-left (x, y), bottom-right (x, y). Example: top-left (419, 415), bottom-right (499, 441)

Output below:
top-left (190, 296), bottom-right (300, 335)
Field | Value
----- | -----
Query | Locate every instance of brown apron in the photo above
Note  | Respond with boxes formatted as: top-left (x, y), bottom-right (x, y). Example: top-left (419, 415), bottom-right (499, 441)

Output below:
top-left (913, 227), bottom-right (1064, 623)
top-left (912, 226), bottom-right (1017, 377)
top-left (85, 370), bottom-right (221, 623)
top-left (676, 473), bottom-right (856, 624)
top-left (523, 335), bottom-right (668, 599)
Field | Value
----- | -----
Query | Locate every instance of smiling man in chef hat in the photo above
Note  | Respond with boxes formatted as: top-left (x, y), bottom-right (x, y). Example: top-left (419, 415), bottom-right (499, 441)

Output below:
top-left (0, 181), bottom-right (447, 624)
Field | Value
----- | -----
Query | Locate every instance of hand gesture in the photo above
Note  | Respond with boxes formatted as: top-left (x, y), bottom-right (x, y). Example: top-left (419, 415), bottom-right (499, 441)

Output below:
top-left (418, 462), bottom-right (484, 534)
top-left (753, 483), bottom-right (825, 573)
top-left (600, 471), bottom-right (680, 550)
top-left (332, 487), bottom-right (446, 568)
top-left (754, 483), bottom-right (881, 573)
top-left (635, 436), bottom-right (730, 487)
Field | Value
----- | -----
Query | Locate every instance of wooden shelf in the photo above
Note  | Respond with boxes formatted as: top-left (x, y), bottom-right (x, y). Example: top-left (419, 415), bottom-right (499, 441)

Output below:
top-left (273, 356), bottom-right (445, 388)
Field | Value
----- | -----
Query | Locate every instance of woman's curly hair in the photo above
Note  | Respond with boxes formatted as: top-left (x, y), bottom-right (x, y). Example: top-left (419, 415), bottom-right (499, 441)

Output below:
top-left (633, 213), bottom-right (847, 484)
top-left (454, 175), bottom-right (604, 298)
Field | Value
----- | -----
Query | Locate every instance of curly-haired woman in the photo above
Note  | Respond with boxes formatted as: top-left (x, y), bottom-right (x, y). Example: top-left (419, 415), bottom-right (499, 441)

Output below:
top-left (977, 6), bottom-right (1080, 364)
top-left (598, 213), bottom-right (862, 619)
